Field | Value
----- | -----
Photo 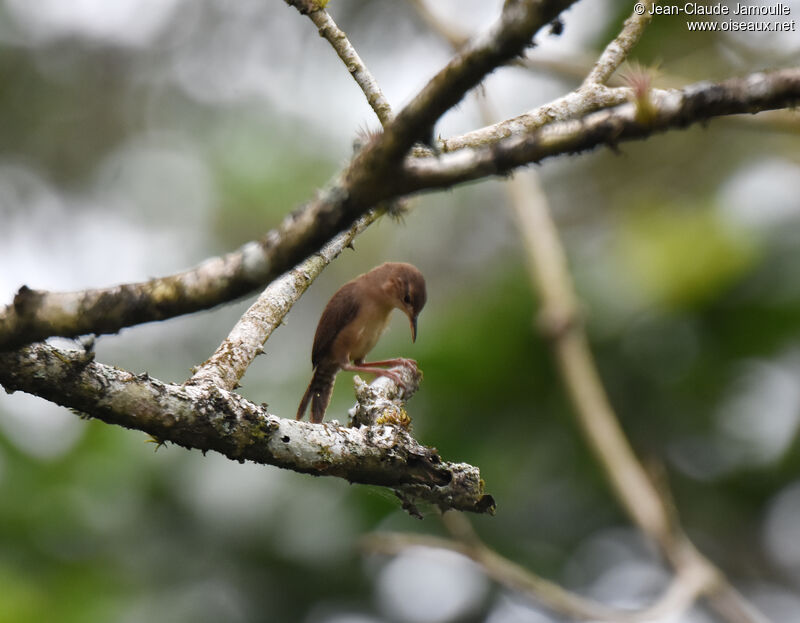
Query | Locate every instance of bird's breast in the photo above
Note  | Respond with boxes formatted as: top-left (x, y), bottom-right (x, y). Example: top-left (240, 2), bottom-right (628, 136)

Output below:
top-left (337, 304), bottom-right (392, 363)
top-left (352, 314), bottom-right (390, 360)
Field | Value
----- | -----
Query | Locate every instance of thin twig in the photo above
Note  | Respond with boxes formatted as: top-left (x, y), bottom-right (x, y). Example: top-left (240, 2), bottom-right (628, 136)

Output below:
top-left (439, 83), bottom-right (641, 152)
top-left (189, 211), bottom-right (378, 390)
top-left (510, 169), bottom-right (668, 536)
top-left (582, 0), bottom-right (656, 86)
top-left (507, 166), bottom-right (765, 623)
top-left (305, 9), bottom-right (394, 126)
top-left (436, 512), bottom-right (713, 623)
top-left (364, 528), bottom-right (712, 623)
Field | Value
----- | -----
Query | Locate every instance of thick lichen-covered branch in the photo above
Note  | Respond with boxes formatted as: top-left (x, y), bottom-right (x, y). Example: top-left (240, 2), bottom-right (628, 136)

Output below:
top-left (0, 343), bottom-right (494, 515)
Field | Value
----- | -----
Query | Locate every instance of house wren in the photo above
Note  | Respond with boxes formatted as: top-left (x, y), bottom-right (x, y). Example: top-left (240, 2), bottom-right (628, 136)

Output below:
top-left (296, 262), bottom-right (427, 423)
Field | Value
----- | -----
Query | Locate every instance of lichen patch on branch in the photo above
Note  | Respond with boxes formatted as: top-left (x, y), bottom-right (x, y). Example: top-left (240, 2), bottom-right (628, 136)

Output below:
top-left (0, 343), bottom-right (493, 515)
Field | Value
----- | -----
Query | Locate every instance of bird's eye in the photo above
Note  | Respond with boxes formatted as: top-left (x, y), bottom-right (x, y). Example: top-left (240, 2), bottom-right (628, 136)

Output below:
top-left (403, 294), bottom-right (411, 304)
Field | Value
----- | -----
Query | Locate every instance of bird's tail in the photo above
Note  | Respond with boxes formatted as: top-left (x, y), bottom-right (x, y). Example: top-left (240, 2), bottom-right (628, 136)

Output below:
top-left (296, 363), bottom-right (338, 423)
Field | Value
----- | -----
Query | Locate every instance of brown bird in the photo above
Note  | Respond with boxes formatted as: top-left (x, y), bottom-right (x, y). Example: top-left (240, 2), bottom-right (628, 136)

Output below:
top-left (296, 262), bottom-right (427, 423)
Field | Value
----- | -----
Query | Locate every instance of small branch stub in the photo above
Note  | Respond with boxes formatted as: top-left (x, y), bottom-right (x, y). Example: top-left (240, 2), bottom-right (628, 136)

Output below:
top-left (348, 365), bottom-right (422, 428)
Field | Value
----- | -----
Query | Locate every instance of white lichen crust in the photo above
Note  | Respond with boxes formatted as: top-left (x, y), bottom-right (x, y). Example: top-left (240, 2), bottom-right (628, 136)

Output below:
top-left (0, 343), bottom-right (494, 516)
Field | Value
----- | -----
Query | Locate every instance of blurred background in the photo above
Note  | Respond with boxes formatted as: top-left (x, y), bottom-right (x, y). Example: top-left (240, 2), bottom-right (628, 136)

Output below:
top-left (1, 0), bottom-right (800, 621)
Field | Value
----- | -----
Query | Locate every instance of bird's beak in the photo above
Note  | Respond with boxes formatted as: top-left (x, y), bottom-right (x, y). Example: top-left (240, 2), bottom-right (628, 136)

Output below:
top-left (409, 315), bottom-right (418, 343)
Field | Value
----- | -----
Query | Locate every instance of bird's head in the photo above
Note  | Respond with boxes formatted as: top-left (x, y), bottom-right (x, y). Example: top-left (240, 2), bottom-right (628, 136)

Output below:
top-left (382, 263), bottom-right (427, 342)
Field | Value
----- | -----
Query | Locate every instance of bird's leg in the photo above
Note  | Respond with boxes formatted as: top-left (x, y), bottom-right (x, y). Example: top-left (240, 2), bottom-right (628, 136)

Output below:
top-left (355, 358), bottom-right (418, 371)
top-left (341, 363), bottom-right (406, 386)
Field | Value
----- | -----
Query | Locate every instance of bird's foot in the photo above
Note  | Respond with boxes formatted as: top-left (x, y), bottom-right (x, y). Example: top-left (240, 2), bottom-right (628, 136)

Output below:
top-left (358, 357), bottom-right (418, 372)
top-left (395, 357), bottom-right (418, 372)
top-left (344, 363), bottom-right (407, 387)
top-left (345, 360), bottom-right (421, 392)
top-left (377, 368), bottom-right (406, 386)
top-left (384, 365), bottom-right (423, 394)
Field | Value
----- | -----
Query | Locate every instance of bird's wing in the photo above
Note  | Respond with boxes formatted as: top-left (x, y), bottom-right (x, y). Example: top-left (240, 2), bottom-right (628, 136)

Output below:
top-left (311, 282), bottom-right (361, 368)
